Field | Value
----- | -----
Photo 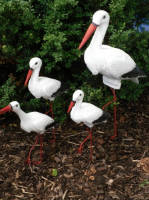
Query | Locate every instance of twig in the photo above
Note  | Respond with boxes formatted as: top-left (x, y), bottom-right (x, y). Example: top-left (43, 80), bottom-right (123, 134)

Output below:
top-left (41, 176), bottom-right (54, 184)
top-left (122, 138), bottom-right (134, 141)
top-left (116, 189), bottom-right (124, 195)
top-left (21, 188), bottom-right (37, 195)
top-left (132, 160), bottom-right (140, 162)
top-left (63, 131), bottom-right (87, 139)
top-left (95, 130), bottom-right (105, 134)
top-left (15, 195), bottom-right (26, 199)
top-left (141, 149), bottom-right (148, 158)
top-left (66, 141), bottom-right (80, 146)
top-left (68, 195), bottom-right (82, 198)
top-left (62, 189), bottom-right (68, 200)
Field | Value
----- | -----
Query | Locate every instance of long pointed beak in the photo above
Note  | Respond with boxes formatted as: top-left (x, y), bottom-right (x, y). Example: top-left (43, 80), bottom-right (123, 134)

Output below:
top-left (79, 23), bottom-right (98, 49)
top-left (24, 69), bottom-right (33, 86)
top-left (67, 101), bottom-right (76, 113)
top-left (0, 105), bottom-right (12, 115)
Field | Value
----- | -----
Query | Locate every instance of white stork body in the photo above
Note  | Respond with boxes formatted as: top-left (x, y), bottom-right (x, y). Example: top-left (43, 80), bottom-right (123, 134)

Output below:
top-left (19, 111), bottom-right (54, 134)
top-left (25, 57), bottom-right (69, 101)
top-left (28, 73), bottom-right (61, 101)
top-left (68, 90), bottom-right (110, 127)
top-left (0, 101), bottom-right (56, 134)
top-left (70, 102), bottom-right (103, 128)
top-left (79, 10), bottom-right (145, 89)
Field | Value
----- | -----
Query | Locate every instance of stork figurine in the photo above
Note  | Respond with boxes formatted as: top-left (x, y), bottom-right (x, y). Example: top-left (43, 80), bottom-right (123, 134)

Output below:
top-left (24, 57), bottom-right (70, 142)
top-left (79, 10), bottom-right (146, 139)
top-left (67, 90), bottom-right (111, 159)
top-left (0, 101), bottom-right (57, 165)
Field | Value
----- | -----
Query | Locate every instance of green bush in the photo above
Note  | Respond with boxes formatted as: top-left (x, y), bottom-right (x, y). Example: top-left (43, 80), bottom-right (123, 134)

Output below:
top-left (0, 0), bottom-right (149, 122)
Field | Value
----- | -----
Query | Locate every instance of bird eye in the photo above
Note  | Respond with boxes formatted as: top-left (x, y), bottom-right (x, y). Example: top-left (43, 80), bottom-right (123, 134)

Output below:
top-left (16, 104), bottom-right (18, 107)
top-left (35, 62), bottom-right (38, 65)
top-left (103, 15), bottom-right (106, 19)
top-left (80, 94), bottom-right (81, 96)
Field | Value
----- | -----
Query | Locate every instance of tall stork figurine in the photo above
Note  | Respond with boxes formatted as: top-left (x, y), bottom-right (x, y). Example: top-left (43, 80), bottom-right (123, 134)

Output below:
top-left (0, 101), bottom-right (57, 165)
top-left (24, 57), bottom-right (70, 142)
top-left (79, 10), bottom-right (146, 139)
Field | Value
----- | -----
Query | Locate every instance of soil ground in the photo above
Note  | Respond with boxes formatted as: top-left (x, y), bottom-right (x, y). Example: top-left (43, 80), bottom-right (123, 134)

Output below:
top-left (0, 88), bottom-right (149, 200)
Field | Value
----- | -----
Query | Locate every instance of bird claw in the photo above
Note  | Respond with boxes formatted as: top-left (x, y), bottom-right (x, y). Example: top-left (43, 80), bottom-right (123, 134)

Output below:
top-left (33, 160), bottom-right (42, 165)
top-left (110, 135), bottom-right (117, 140)
top-left (50, 138), bottom-right (56, 143)
top-left (25, 158), bottom-right (31, 165)
top-left (78, 148), bottom-right (82, 154)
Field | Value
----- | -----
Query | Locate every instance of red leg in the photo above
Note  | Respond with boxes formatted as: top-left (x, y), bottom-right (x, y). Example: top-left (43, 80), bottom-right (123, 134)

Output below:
top-left (102, 88), bottom-right (117, 139)
top-left (78, 127), bottom-right (93, 160)
top-left (90, 129), bottom-right (93, 160)
top-left (25, 134), bottom-right (39, 165)
top-left (33, 134), bottom-right (43, 165)
top-left (45, 101), bottom-right (53, 118)
top-left (45, 102), bottom-right (56, 142)
top-left (50, 128), bottom-right (56, 143)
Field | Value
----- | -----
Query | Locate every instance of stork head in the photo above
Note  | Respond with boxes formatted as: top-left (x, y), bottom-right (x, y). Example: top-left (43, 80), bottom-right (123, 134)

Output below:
top-left (92, 10), bottom-right (110, 27)
top-left (79, 10), bottom-right (110, 49)
top-left (72, 89), bottom-right (84, 101)
top-left (67, 90), bottom-right (84, 113)
top-left (0, 101), bottom-right (20, 115)
top-left (24, 57), bottom-right (42, 86)
top-left (29, 57), bottom-right (42, 71)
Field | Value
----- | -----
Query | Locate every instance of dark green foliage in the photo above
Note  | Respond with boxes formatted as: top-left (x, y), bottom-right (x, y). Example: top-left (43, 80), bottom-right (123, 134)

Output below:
top-left (0, 0), bottom-right (149, 122)
top-left (0, 75), bottom-right (16, 106)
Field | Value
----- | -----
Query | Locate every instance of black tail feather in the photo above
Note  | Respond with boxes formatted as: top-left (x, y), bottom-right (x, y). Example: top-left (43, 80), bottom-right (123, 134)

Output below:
top-left (93, 111), bottom-right (111, 124)
top-left (52, 82), bottom-right (70, 97)
top-left (122, 65), bottom-right (146, 79)
top-left (45, 121), bottom-right (58, 130)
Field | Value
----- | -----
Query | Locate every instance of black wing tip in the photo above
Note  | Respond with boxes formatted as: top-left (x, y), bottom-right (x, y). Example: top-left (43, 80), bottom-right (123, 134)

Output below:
top-left (45, 121), bottom-right (58, 130)
top-left (51, 82), bottom-right (70, 97)
top-left (122, 65), bottom-right (146, 79)
top-left (93, 111), bottom-right (111, 124)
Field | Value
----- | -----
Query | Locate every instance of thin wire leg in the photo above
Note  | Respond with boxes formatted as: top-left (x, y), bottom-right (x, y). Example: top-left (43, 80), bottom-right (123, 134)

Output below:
top-left (90, 129), bottom-right (93, 160)
top-left (102, 88), bottom-right (116, 110)
top-left (110, 88), bottom-right (117, 139)
top-left (45, 101), bottom-right (56, 142)
top-left (25, 133), bottom-right (39, 165)
top-left (111, 104), bottom-right (117, 139)
top-left (102, 88), bottom-right (117, 139)
top-left (78, 127), bottom-right (93, 159)
top-left (33, 135), bottom-right (43, 165)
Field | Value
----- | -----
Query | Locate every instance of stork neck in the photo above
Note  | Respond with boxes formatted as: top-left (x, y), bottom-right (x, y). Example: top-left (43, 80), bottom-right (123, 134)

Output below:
top-left (90, 23), bottom-right (108, 48)
top-left (30, 67), bottom-right (40, 84)
top-left (14, 109), bottom-right (27, 121)
top-left (73, 99), bottom-right (82, 112)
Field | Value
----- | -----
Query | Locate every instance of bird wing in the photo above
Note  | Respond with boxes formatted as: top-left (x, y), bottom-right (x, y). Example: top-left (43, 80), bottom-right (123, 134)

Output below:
top-left (28, 112), bottom-right (54, 133)
top-left (42, 78), bottom-right (61, 98)
top-left (80, 103), bottom-right (103, 124)
top-left (85, 45), bottom-right (136, 78)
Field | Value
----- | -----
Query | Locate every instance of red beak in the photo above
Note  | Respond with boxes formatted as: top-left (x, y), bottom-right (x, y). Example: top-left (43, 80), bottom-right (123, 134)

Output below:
top-left (67, 101), bottom-right (76, 113)
top-left (24, 69), bottom-right (33, 86)
top-left (79, 23), bottom-right (97, 49)
top-left (0, 105), bottom-right (12, 115)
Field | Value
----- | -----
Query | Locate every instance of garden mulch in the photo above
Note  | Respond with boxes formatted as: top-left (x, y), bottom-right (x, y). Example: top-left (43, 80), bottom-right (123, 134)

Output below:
top-left (0, 88), bottom-right (149, 200)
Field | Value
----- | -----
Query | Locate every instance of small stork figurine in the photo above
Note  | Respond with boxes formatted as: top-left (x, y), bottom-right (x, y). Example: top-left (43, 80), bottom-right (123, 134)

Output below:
top-left (0, 101), bottom-right (57, 165)
top-left (67, 90), bottom-right (111, 159)
top-left (24, 57), bottom-right (70, 142)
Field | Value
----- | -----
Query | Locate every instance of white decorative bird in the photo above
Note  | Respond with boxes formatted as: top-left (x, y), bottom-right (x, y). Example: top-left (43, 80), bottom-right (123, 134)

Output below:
top-left (0, 101), bottom-right (57, 165)
top-left (67, 90), bottom-right (111, 159)
top-left (25, 57), bottom-right (70, 102)
top-left (24, 57), bottom-right (70, 141)
top-left (79, 10), bottom-right (146, 138)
